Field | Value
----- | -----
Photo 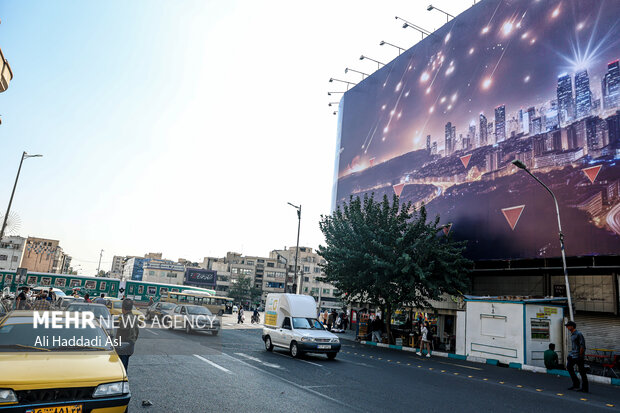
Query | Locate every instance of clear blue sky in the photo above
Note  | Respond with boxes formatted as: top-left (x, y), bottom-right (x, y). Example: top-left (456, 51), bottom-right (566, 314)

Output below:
top-left (0, 0), bottom-right (465, 274)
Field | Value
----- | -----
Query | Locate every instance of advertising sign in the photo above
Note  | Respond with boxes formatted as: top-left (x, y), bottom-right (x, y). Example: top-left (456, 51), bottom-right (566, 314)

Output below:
top-left (334, 0), bottom-right (620, 260)
top-left (185, 268), bottom-right (217, 287)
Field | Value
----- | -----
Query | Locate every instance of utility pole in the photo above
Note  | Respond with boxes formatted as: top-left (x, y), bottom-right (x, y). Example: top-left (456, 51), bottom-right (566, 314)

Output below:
top-left (96, 249), bottom-right (104, 276)
top-left (1, 152), bottom-right (43, 242)
top-left (287, 202), bottom-right (301, 294)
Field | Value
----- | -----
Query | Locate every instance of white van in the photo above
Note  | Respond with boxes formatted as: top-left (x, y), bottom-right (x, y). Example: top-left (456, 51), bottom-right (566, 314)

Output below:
top-left (262, 293), bottom-right (341, 360)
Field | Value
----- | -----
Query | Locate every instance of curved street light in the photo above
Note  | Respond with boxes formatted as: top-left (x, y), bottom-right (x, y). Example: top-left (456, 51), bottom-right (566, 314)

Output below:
top-left (427, 4), bottom-right (455, 22)
top-left (359, 55), bottom-right (385, 70)
top-left (380, 40), bottom-right (406, 55)
top-left (512, 159), bottom-right (574, 321)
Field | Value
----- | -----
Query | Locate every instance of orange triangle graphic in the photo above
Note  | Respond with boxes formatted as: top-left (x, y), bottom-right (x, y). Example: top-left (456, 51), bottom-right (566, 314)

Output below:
top-left (460, 154), bottom-right (472, 169)
top-left (442, 223), bottom-right (452, 235)
top-left (369, 157), bottom-right (375, 167)
top-left (393, 183), bottom-right (405, 197)
top-left (582, 165), bottom-right (602, 184)
top-left (501, 205), bottom-right (525, 231)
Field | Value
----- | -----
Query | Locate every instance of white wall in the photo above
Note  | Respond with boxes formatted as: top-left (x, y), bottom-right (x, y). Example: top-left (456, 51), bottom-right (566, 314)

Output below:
top-left (465, 301), bottom-right (524, 365)
top-left (456, 310), bottom-right (466, 355)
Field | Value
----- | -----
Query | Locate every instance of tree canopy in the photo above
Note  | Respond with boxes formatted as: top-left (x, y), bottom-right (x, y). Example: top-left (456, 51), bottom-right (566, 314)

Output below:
top-left (228, 275), bottom-right (262, 307)
top-left (318, 193), bottom-right (471, 341)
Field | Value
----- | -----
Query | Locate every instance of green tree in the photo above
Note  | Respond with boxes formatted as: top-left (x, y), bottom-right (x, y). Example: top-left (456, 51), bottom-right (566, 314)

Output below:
top-left (228, 275), bottom-right (252, 305)
top-left (318, 193), bottom-right (471, 343)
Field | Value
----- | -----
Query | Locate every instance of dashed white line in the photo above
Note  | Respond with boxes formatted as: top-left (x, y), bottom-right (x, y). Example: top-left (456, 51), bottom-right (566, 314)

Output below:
top-left (145, 329), bottom-right (159, 336)
top-left (193, 354), bottom-right (231, 373)
top-left (272, 351), bottom-right (322, 367)
top-left (234, 352), bottom-right (283, 369)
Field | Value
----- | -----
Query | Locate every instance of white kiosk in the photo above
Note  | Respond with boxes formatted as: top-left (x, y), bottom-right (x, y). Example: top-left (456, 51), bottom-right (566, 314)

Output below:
top-left (456, 296), bottom-right (566, 368)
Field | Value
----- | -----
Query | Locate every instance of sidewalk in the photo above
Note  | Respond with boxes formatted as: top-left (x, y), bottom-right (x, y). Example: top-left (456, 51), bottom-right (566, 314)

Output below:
top-left (342, 333), bottom-right (620, 388)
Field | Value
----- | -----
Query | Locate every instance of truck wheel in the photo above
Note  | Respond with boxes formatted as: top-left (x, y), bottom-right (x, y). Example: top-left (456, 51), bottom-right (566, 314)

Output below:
top-left (327, 352), bottom-right (337, 360)
top-left (218, 310), bottom-right (224, 316)
top-left (290, 342), bottom-right (302, 358)
top-left (264, 336), bottom-right (274, 352)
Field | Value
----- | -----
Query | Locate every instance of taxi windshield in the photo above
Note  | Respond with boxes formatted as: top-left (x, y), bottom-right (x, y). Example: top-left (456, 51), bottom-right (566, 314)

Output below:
top-left (0, 320), bottom-right (112, 351)
top-left (161, 302), bottom-right (176, 310)
top-left (292, 318), bottom-right (324, 329)
top-left (113, 301), bottom-right (122, 309)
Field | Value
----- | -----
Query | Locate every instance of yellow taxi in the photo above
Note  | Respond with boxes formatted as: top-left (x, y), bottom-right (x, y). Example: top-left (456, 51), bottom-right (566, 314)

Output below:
top-left (103, 299), bottom-right (142, 317)
top-left (0, 311), bottom-right (130, 412)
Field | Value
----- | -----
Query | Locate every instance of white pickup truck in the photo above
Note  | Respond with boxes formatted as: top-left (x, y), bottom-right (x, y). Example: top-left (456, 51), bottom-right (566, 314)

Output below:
top-left (262, 293), bottom-right (341, 360)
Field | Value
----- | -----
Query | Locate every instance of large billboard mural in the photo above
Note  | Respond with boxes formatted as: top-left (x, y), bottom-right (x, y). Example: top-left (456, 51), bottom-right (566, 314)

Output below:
top-left (333, 0), bottom-right (620, 260)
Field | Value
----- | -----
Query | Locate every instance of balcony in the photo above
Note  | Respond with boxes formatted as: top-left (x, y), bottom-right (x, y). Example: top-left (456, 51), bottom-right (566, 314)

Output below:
top-left (0, 48), bottom-right (13, 93)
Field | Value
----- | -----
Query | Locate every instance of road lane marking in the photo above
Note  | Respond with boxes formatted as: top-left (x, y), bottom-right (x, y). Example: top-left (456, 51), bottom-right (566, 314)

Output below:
top-left (235, 352), bottom-right (283, 369)
top-left (499, 381), bottom-right (505, 384)
top-left (606, 404), bottom-right (614, 407)
top-left (272, 351), bottom-right (322, 367)
top-left (580, 398), bottom-right (587, 401)
top-left (516, 385), bottom-right (523, 388)
top-left (194, 355), bottom-right (231, 374)
top-left (536, 389), bottom-right (543, 392)
top-left (438, 361), bottom-right (482, 370)
top-left (145, 329), bottom-right (159, 335)
top-left (220, 353), bottom-right (351, 410)
top-left (556, 393), bottom-right (564, 396)
top-left (468, 375), bottom-right (473, 378)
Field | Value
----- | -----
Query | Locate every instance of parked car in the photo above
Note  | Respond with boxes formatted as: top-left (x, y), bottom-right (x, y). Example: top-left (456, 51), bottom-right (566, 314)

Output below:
top-left (170, 305), bottom-right (220, 335)
top-left (262, 293), bottom-right (340, 359)
top-left (146, 301), bottom-right (177, 322)
top-left (66, 302), bottom-right (115, 337)
top-left (0, 310), bottom-right (130, 412)
top-left (232, 305), bottom-right (238, 313)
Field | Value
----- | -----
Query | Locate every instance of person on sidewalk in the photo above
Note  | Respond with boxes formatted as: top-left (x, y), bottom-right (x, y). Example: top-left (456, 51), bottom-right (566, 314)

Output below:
top-left (417, 322), bottom-right (431, 357)
top-left (565, 321), bottom-right (588, 393)
top-left (544, 343), bottom-right (560, 370)
top-left (371, 316), bottom-right (382, 343)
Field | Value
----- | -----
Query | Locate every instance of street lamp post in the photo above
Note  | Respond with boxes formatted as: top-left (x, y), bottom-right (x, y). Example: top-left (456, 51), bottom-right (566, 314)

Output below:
top-left (96, 249), bottom-right (104, 276)
top-left (512, 159), bottom-right (574, 321)
top-left (0, 152), bottom-right (43, 243)
top-left (287, 202), bottom-right (302, 294)
top-left (276, 253), bottom-right (289, 293)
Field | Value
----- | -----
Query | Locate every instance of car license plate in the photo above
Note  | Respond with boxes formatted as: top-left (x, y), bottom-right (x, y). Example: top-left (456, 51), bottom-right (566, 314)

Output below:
top-left (318, 344), bottom-right (331, 349)
top-left (26, 405), bottom-right (82, 413)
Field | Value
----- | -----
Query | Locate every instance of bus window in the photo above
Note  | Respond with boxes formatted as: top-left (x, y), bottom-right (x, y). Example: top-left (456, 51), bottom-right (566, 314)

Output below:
top-left (100, 281), bottom-right (107, 290)
top-left (147, 286), bottom-right (156, 295)
top-left (138, 285), bottom-right (144, 294)
top-left (129, 285), bottom-right (134, 293)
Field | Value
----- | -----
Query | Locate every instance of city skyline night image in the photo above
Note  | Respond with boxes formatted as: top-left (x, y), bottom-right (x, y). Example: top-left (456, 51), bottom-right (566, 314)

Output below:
top-left (334, 0), bottom-right (620, 260)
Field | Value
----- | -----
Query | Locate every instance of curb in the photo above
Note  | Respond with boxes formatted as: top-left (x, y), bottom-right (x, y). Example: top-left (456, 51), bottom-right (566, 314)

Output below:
top-left (358, 340), bottom-right (619, 387)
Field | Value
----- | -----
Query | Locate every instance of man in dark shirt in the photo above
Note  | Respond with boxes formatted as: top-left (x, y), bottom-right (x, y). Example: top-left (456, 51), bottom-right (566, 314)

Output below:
top-left (565, 321), bottom-right (588, 392)
top-left (16, 287), bottom-right (29, 310)
top-left (544, 343), bottom-right (559, 370)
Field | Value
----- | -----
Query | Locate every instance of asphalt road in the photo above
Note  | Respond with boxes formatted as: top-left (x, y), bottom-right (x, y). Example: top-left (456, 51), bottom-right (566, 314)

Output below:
top-left (126, 319), bottom-right (620, 413)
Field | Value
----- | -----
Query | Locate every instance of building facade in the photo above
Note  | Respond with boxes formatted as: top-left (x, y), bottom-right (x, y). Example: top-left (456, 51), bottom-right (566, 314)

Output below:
top-left (20, 237), bottom-right (60, 273)
top-left (0, 236), bottom-right (25, 271)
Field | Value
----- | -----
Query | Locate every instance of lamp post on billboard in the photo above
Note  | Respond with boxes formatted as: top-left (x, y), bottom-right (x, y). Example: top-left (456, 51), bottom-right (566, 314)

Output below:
top-left (427, 5), bottom-right (455, 22)
top-left (359, 55), bottom-right (385, 70)
top-left (379, 40), bottom-right (405, 56)
top-left (512, 159), bottom-right (574, 321)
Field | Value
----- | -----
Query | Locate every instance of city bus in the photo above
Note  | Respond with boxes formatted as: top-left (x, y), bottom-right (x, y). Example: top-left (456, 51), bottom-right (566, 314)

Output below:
top-left (161, 290), bottom-right (232, 315)
top-left (0, 270), bottom-right (216, 304)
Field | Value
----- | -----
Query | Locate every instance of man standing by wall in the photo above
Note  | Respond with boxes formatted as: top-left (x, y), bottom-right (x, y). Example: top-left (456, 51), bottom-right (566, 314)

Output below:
top-left (565, 321), bottom-right (589, 393)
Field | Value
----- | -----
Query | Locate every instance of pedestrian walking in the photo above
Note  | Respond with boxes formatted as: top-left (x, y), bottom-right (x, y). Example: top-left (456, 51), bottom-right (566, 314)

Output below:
top-left (115, 299), bottom-right (140, 372)
top-left (84, 293), bottom-right (92, 303)
top-left (327, 310), bottom-right (335, 331)
top-left (417, 322), bottom-right (432, 357)
top-left (565, 321), bottom-right (589, 393)
top-left (238, 307), bottom-right (244, 324)
top-left (16, 287), bottom-right (29, 310)
top-left (371, 316), bottom-right (383, 343)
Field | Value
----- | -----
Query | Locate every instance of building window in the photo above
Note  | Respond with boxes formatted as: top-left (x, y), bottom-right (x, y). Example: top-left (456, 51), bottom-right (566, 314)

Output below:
top-left (314, 267), bottom-right (321, 273)
top-left (0, 255), bottom-right (6, 261)
top-left (322, 289), bottom-right (330, 294)
top-left (246, 260), bottom-right (254, 265)
top-left (267, 262), bottom-right (274, 267)
top-left (304, 277), bottom-right (309, 282)
top-left (311, 287), bottom-right (319, 294)
top-left (303, 266), bottom-right (310, 272)
top-left (149, 271), bottom-right (155, 276)
top-left (12, 256), bottom-right (18, 262)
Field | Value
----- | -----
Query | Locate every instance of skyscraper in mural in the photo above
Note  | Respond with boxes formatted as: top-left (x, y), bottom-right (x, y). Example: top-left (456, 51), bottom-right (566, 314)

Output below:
top-left (557, 74), bottom-right (574, 125)
top-left (479, 114), bottom-right (487, 146)
top-left (494, 105), bottom-right (506, 143)
top-left (575, 70), bottom-right (592, 119)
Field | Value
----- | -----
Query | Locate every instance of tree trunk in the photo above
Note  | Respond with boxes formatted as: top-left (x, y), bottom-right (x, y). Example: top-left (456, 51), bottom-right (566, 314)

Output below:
top-left (385, 302), bottom-right (392, 344)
